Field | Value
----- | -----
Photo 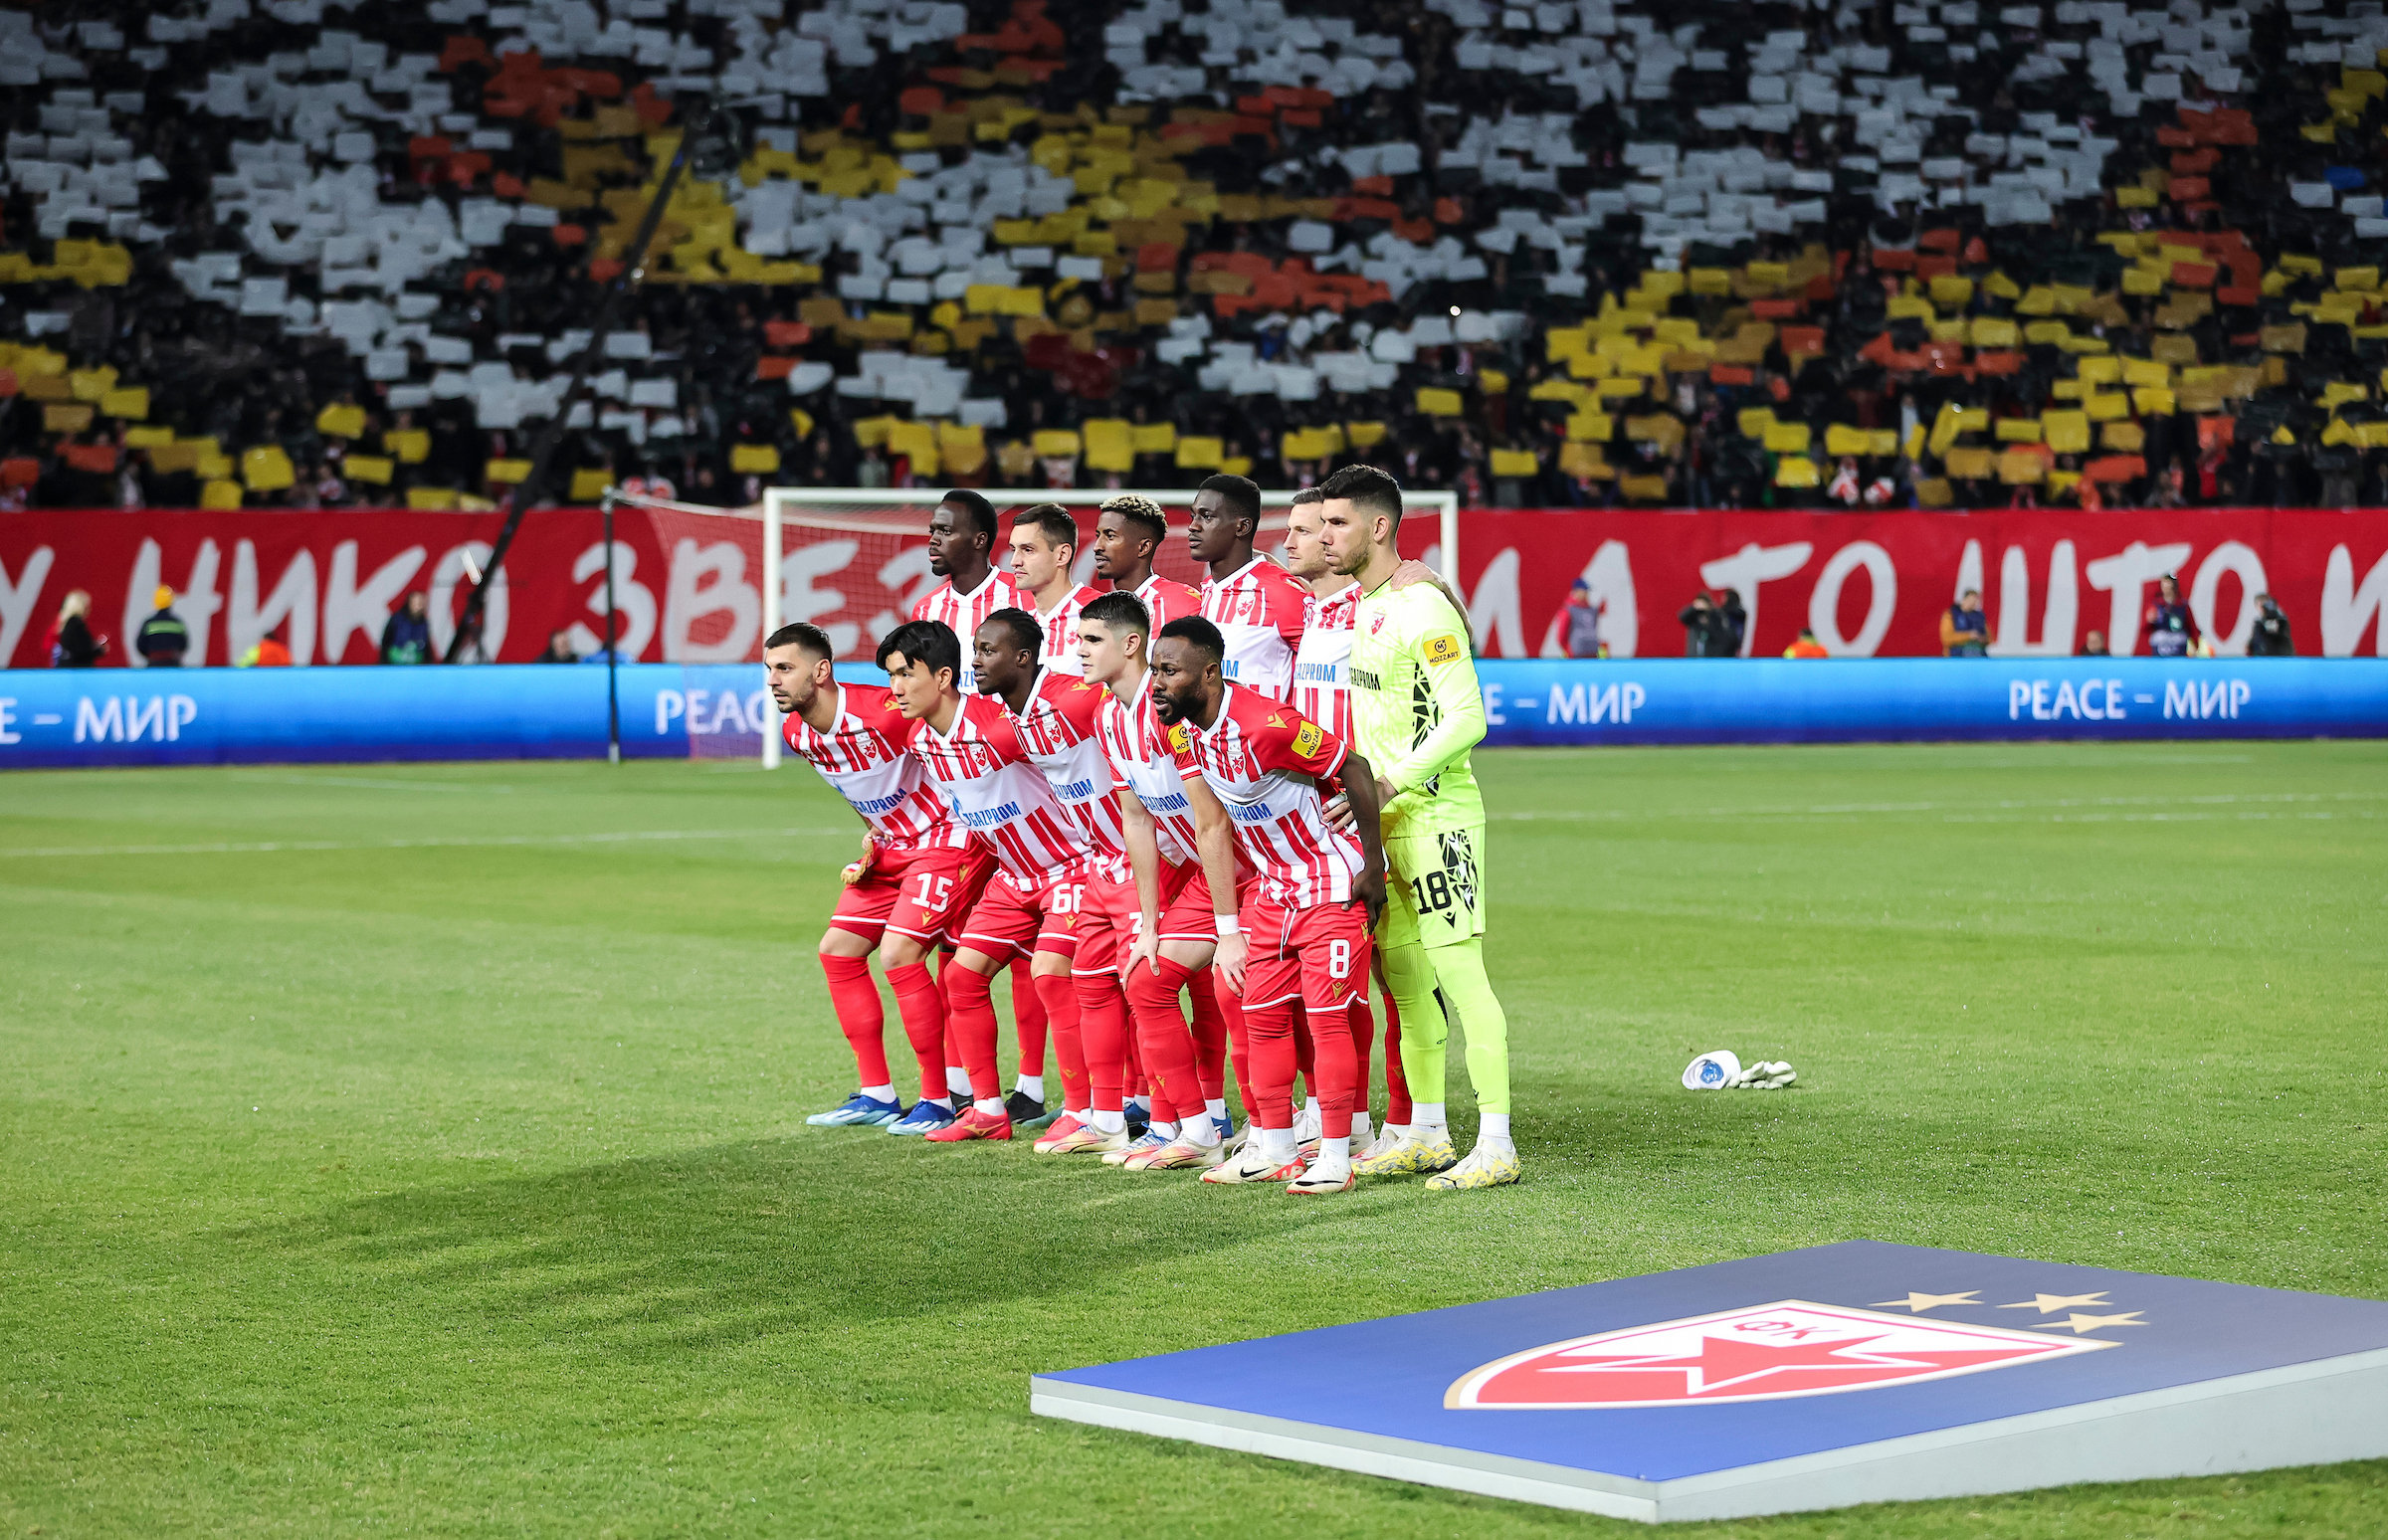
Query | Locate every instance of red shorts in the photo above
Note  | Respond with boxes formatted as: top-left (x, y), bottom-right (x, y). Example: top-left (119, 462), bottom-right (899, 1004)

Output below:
top-left (957, 866), bottom-right (1087, 962)
top-left (1239, 895), bottom-right (1372, 1013)
top-left (830, 841), bottom-right (993, 946)
top-left (1072, 859), bottom-right (1232, 979)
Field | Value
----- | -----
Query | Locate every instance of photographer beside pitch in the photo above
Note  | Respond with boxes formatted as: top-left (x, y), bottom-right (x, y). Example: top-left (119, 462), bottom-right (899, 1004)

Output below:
top-left (1316, 465), bottom-right (1521, 1191)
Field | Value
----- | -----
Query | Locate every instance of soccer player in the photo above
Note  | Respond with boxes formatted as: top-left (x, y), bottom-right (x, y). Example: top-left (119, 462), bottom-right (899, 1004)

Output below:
top-left (908, 488), bottom-right (1042, 1118)
top-left (881, 619), bottom-right (1090, 1144)
top-left (911, 490), bottom-right (1022, 684)
top-left (1189, 473), bottom-right (1307, 700)
top-left (1150, 616), bottom-right (1389, 1196)
top-left (967, 607), bottom-right (1139, 1158)
top-left (1281, 489), bottom-right (1399, 1158)
top-left (1087, 490), bottom-right (1204, 1114)
top-left (1007, 503), bottom-right (1101, 677)
top-left (1090, 493), bottom-right (1202, 630)
top-left (1317, 464), bottom-right (1520, 1190)
top-left (1077, 591), bottom-right (1246, 1170)
top-left (764, 622), bottom-right (994, 1129)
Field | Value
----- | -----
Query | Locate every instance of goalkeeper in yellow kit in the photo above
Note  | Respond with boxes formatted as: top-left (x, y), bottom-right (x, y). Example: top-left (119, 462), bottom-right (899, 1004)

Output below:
top-left (1314, 464), bottom-right (1519, 1190)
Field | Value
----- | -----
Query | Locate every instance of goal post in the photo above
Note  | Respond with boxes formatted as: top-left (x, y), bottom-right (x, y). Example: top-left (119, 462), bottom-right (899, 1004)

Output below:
top-left (604, 486), bottom-right (1459, 769)
top-left (756, 487), bottom-right (1459, 770)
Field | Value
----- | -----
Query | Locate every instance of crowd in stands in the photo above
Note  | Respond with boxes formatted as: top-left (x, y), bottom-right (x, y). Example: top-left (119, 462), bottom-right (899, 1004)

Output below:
top-left (2, 0), bottom-right (2386, 516)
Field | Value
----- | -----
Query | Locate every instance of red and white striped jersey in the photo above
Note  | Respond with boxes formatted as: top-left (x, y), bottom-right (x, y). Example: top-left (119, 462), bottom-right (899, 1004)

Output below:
top-left (1006, 670), bottom-right (1129, 879)
top-left (906, 691), bottom-right (1087, 889)
top-left (1183, 683), bottom-right (1363, 909)
top-left (782, 683), bottom-right (972, 853)
top-left (1133, 572), bottom-right (1203, 631)
top-left (1200, 556), bottom-right (1308, 701)
top-left (1291, 580), bottom-right (1360, 742)
top-left (1096, 671), bottom-right (1204, 867)
top-left (1029, 583), bottom-right (1103, 677)
top-left (910, 567), bottom-right (1020, 690)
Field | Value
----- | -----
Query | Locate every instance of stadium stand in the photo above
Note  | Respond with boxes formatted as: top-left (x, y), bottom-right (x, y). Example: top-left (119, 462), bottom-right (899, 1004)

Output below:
top-left (1, 0), bottom-right (2385, 516)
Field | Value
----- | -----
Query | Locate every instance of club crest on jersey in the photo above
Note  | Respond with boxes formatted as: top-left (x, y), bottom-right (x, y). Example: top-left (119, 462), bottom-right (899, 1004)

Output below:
top-left (1291, 721), bottom-right (1324, 758)
top-left (1368, 612), bottom-right (1387, 636)
top-left (1444, 1301), bottom-right (2113, 1411)
top-left (1424, 633), bottom-right (1464, 667)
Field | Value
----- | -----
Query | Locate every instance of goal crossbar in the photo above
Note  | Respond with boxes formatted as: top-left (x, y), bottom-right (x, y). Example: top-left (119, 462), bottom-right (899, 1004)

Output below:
top-left (605, 486), bottom-right (1459, 769)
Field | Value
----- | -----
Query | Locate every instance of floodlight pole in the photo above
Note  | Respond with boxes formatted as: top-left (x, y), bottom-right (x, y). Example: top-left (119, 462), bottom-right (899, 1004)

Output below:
top-left (603, 490), bottom-right (621, 765)
top-left (443, 93), bottom-right (720, 665)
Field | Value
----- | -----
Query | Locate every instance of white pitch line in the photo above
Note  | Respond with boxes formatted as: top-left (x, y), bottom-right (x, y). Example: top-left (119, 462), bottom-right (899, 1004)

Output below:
top-left (0, 828), bottom-right (852, 860)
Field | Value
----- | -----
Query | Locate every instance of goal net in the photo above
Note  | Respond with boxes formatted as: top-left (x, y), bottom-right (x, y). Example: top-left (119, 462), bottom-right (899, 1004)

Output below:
top-left (602, 487), bottom-right (1459, 764)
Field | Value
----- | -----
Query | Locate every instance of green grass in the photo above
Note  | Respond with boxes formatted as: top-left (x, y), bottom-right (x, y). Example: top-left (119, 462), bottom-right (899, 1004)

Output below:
top-left (3, 743), bottom-right (2385, 1538)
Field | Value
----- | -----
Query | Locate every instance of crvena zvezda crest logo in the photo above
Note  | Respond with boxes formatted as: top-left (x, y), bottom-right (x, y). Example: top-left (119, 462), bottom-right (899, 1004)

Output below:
top-left (1446, 1301), bottom-right (2115, 1410)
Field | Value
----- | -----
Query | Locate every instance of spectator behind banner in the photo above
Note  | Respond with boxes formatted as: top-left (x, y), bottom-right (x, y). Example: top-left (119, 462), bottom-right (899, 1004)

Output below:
top-left (2080, 631), bottom-right (2110, 657)
top-left (136, 587), bottom-right (189, 668)
top-left (382, 592), bottom-right (432, 665)
top-left (239, 627), bottom-right (292, 668)
top-left (1677, 591), bottom-right (1718, 658)
top-left (535, 630), bottom-right (579, 664)
top-left (1712, 588), bottom-right (1747, 658)
top-left (2143, 574), bottom-right (2200, 660)
top-left (1941, 589), bottom-right (1989, 658)
top-left (2247, 595), bottom-right (2293, 657)
top-left (1562, 579), bottom-right (1603, 660)
top-left (47, 591), bottom-right (108, 669)
top-left (1783, 628), bottom-right (1829, 659)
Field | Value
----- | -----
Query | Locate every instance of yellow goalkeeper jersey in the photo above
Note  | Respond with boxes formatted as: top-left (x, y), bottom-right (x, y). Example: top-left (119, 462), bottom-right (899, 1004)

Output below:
top-left (1347, 577), bottom-right (1486, 837)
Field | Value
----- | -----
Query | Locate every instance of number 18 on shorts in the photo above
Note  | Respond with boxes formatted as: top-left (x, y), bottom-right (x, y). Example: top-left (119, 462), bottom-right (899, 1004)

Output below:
top-left (1380, 826), bottom-right (1488, 951)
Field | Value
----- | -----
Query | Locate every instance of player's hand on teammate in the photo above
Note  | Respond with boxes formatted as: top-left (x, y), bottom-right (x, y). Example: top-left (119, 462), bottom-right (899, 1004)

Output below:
top-left (1351, 866), bottom-right (1387, 933)
top-left (1387, 559), bottom-right (1436, 591)
top-left (1215, 931), bottom-right (1250, 996)
top-left (1321, 790), bottom-right (1354, 832)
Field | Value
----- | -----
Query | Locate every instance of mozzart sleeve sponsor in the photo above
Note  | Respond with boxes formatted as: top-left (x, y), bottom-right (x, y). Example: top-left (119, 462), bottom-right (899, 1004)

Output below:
top-left (1476, 660), bottom-right (2388, 746)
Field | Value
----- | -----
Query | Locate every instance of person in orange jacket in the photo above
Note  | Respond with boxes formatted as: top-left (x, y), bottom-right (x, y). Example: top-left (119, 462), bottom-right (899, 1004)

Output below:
top-left (1783, 628), bottom-right (1830, 659)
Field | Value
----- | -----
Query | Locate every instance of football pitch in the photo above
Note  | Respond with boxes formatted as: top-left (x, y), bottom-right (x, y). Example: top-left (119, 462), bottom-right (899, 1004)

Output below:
top-left (4, 741), bottom-right (2384, 1538)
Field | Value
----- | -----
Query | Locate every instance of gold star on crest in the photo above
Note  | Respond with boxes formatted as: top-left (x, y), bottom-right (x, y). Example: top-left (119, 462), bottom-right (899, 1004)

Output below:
top-left (1869, 1291), bottom-right (1983, 1313)
top-left (1998, 1291), bottom-right (2113, 1314)
top-left (2035, 1311), bottom-right (2147, 1335)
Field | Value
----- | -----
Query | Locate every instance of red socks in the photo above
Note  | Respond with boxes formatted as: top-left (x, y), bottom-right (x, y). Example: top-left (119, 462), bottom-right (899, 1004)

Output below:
top-left (1034, 971), bottom-right (1089, 1112)
top-left (1347, 997), bottom-right (1375, 1128)
top-left (884, 960), bottom-right (950, 1102)
top-left (1123, 957), bottom-right (1204, 1125)
top-left (1214, 971), bottom-right (1251, 1115)
top-left (1306, 1004), bottom-right (1357, 1139)
top-left (1381, 990), bottom-right (1411, 1125)
top-left (1009, 957), bottom-right (1046, 1078)
top-left (941, 963), bottom-right (1003, 1101)
top-left (1189, 967), bottom-right (1228, 1102)
top-left (819, 953), bottom-right (891, 1088)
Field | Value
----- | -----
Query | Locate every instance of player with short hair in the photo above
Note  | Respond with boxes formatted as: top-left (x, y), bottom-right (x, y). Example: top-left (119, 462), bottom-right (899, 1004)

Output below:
top-left (1282, 489), bottom-right (1403, 1158)
top-left (1317, 464), bottom-right (1520, 1190)
top-left (1151, 616), bottom-right (1389, 1196)
top-left (880, 619), bottom-right (1091, 1143)
top-left (1008, 503), bottom-right (1101, 677)
top-left (968, 606), bottom-right (1138, 1157)
top-left (765, 622), bottom-right (994, 1129)
top-left (1075, 591), bottom-right (1246, 1170)
top-left (1089, 491), bottom-right (1205, 1117)
top-left (909, 489), bottom-right (1043, 1119)
top-left (1189, 473), bottom-right (1308, 701)
top-left (1092, 493), bottom-right (1202, 631)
